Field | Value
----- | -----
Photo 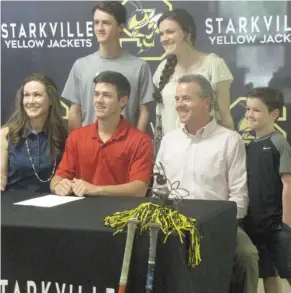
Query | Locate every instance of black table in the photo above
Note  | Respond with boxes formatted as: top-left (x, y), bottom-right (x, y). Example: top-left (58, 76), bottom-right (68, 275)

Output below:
top-left (1, 191), bottom-right (237, 293)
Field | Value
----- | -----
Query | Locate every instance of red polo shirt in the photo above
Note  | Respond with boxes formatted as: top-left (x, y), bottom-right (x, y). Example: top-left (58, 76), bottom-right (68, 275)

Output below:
top-left (56, 117), bottom-right (153, 185)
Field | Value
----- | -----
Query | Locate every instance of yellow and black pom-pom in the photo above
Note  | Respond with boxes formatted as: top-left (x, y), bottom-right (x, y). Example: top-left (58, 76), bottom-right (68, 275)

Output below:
top-left (104, 202), bottom-right (201, 268)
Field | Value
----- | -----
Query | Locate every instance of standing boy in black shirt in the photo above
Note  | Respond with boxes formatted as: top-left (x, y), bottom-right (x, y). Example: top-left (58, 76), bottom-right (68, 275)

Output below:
top-left (244, 87), bottom-right (291, 293)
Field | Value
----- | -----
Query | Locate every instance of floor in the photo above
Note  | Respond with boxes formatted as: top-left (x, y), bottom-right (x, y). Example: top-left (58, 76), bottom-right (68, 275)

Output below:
top-left (258, 279), bottom-right (291, 293)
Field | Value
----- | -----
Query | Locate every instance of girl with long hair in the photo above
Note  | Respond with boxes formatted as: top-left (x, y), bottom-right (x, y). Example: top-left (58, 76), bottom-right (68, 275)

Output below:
top-left (154, 9), bottom-right (234, 151)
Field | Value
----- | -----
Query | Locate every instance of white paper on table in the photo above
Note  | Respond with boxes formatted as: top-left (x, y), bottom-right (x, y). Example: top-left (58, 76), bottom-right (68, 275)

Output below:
top-left (14, 194), bottom-right (84, 208)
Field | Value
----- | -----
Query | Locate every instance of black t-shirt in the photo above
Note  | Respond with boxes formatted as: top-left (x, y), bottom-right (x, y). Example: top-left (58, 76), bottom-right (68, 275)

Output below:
top-left (246, 131), bottom-right (291, 231)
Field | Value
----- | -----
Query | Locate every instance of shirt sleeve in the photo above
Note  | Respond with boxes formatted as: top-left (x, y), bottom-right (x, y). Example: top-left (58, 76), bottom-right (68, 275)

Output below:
top-left (211, 55), bottom-right (234, 85)
top-left (55, 133), bottom-right (76, 180)
top-left (279, 143), bottom-right (291, 174)
top-left (138, 61), bottom-right (154, 105)
top-left (62, 60), bottom-right (81, 105)
top-left (272, 134), bottom-right (291, 174)
top-left (129, 135), bottom-right (153, 182)
top-left (226, 132), bottom-right (249, 219)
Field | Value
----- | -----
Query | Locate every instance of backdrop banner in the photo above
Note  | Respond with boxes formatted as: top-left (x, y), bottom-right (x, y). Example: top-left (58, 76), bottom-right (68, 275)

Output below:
top-left (1, 1), bottom-right (291, 144)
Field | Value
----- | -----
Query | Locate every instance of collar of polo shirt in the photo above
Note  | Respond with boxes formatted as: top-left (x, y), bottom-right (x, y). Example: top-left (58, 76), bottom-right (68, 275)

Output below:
top-left (93, 115), bottom-right (128, 142)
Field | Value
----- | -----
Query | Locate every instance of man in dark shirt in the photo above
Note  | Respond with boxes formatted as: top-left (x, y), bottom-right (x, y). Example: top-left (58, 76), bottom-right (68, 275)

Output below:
top-left (244, 87), bottom-right (291, 292)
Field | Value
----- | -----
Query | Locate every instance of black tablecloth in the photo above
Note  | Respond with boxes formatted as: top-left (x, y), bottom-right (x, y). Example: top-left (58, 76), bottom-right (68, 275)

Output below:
top-left (1, 191), bottom-right (237, 293)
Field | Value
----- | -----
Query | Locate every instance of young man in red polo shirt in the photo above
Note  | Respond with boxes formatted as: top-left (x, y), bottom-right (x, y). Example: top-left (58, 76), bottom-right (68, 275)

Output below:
top-left (50, 71), bottom-right (153, 197)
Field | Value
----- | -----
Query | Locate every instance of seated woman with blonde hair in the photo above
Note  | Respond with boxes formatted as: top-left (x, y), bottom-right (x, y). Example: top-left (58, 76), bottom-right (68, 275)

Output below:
top-left (1, 73), bottom-right (67, 192)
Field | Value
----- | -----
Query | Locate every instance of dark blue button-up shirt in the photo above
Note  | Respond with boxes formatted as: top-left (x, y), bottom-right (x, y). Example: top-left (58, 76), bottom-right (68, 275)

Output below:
top-left (7, 129), bottom-right (62, 193)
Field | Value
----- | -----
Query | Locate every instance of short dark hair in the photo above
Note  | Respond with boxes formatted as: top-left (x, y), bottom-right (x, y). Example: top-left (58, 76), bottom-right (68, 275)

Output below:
top-left (246, 87), bottom-right (284, 115)
top-left (92, 1), bottom-right (126, 25)
top-left (93, 71), bottom-right (131, 99)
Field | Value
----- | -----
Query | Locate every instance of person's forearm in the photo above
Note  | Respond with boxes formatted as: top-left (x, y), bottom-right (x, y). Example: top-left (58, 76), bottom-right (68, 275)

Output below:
top-left (219, 111), bottom-right (235, 130)
top-left (68, 105), bottom-right (82, 132)
top-left (88, 181), bottom-right (148, 197)
top-left (282, 185), bottom-right (291, 226)
top-left (137, 104), bottom-right (149, 132)
top-left (50, 175), bottom-right (64, 193)
top-left (1, 175), bottom-right (7, 191)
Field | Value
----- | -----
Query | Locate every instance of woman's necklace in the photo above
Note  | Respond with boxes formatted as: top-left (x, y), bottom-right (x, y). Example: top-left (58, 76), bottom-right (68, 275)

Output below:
top-left (25, 140), bottom-right (56, 183)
